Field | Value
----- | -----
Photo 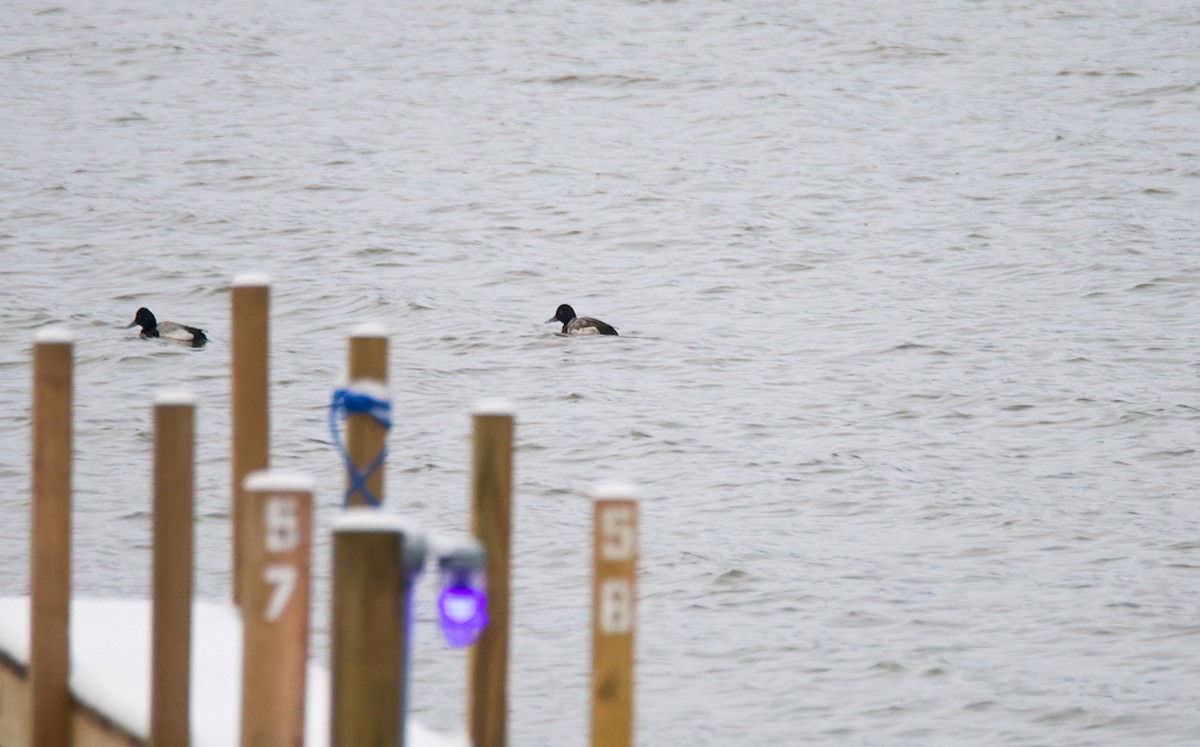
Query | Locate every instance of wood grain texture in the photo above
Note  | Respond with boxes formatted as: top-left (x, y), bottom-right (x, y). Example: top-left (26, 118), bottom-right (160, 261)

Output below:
top-left (330, 527), bottom-right (407, 747)
top-left (467, 412), bottom-right (513, 747)
top-left (345, 334), bottom-right (388, 507)
top-left (30, 337), bottom-right (72, 747)
top-left (590, 499), bottom-right (638, 747)
top-left (231, 282), bottom-right (270, 605)
top-left (150, 401), bottom-right (194, 746)
top-left (240, 483), bottom-right (311, 747)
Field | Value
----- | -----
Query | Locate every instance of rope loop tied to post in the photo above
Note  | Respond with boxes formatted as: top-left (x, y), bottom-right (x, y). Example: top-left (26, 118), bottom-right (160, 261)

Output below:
top-left (328, 381), bottom-right (392, 507)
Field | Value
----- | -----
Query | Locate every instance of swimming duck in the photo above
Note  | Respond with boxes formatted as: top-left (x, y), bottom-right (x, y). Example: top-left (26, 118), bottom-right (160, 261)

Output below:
top-left (545, 304), bottom-right (618, 336)
top-left (126, 307), bottom-right (208, 347)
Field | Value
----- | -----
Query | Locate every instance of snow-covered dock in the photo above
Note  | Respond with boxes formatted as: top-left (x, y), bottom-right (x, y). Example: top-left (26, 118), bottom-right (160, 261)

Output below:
top-left (0, 596), bottom-right (467, 747)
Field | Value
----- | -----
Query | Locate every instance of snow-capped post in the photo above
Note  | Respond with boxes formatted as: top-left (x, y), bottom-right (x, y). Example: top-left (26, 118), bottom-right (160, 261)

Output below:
top-left (331, 511), bottom-right (426, 747)
top-left (150, 391), bottom-right (196, 747)
top-left (240, 471), bottom-right (313, 747)
top-left (231, 274), bottom-right (271, 606)
top-left (590, 484), bottom-right (639, 747)
top-left (468, 402), bottom-right (514, 747)
top-left (345, 324), bottom-right (389, 508)
top-left (29, 328), bottom-right (73, 747)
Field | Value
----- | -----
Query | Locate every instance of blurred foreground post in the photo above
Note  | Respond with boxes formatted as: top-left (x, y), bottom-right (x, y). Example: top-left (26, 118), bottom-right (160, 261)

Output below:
top-left (590, 486), bottom-right (639, 747)
top-left (468, 403), bottom-right (514, 747)
top-left (150, 392), bottom-right (195, 746)
top-left (231, 274), bottom-right (271, 605)
top-left (331, 512), bottom-right (424, 747)
top-left (240, 471), bottom-right (313, 747)
top-left (30, 328), bottom-right (73, 747)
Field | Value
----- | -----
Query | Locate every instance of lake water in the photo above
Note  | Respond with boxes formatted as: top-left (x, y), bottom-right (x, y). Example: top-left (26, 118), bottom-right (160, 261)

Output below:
top-left (2, 0), bottom-right (1198, 744)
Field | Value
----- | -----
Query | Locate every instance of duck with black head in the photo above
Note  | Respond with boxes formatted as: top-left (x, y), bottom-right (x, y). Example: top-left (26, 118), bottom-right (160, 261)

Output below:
top-left (545, 304), bottom-right (618, 336)
top-left (126, 307), bottom-right (208, 347)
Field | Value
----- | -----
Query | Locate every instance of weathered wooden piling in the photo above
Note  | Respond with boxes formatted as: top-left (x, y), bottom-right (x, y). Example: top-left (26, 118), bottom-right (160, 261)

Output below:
top-left (467, 402), bottom-right (514, 747)
top-left (30, 328), bottom-right (73, 747)
top-left (343, 324), bottom-right (389, 507)
top-left (590, 485), bottom-right (639, 747)
top-left (240, 471), bottom-right (313, 747)
top-left (330, 511), bottom-right (424, 747)
top-left (231, 274), bottom-right (271, 606)
top-left (150, 391), bottom-right (195, 746)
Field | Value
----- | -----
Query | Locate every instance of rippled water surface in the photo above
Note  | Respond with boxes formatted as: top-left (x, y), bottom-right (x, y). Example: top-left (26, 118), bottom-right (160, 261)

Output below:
top-left (2, 0), bottom-right (1198, 744)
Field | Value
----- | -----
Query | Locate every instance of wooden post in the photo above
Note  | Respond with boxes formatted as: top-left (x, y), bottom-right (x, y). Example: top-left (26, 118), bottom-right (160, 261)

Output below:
top-left (467, 402), bottom-right (514, 747)
top-left (330, 511), bottom-right (423, 747)
top-left (150, 391), bottom-right (195, 747)
top-left (344, 324), bottom-right (388, 508)
top-left (239, 471), bottom-right (313, 747)
top-left (231, 274), bottom-right (271, 605)
top-left (590, 485), bottom-right (639, 747)
top-left (30, 328), bottom-right (73, 747)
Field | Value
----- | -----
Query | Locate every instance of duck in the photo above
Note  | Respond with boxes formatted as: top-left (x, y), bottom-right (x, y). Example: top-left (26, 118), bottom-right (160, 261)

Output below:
top-left (545, 304), bottom-right (618, 336)
top-left (126, 307), bottom-right (208, 347)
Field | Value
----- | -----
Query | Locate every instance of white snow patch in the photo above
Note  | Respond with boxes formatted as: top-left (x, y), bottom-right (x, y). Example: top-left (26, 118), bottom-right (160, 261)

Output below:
top-left (472, 399), bottom-right (515, 417)
top-left (155, 389), bottom-right (196, 407)
top-left (232, 273), bottom-right (271, 287)
top-left (351, 322), bottom-right (388, 338)
top-left (243, 470), bottom-right (315, 494)
top-left (35, 326), bottom-right (74, 344)
top-left (593, 481), bottom-right (641, 501)
top-left (0, 596), bottom-right (469, 747)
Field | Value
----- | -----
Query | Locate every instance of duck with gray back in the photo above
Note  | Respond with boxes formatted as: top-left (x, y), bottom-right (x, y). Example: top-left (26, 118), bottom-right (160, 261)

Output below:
top-left (127, 307), bottom-right (208, 347)
top-left (546, 304), bottom-right (618, 335)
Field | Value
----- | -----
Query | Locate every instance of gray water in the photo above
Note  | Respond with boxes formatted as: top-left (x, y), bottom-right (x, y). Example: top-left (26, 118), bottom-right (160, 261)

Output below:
top-left (2, 0), bottom-right (1198, 744)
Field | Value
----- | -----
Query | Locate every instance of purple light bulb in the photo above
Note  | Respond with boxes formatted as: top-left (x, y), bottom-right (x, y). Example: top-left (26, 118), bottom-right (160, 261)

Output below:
top-left (437, 574), bottom-right (488, 648)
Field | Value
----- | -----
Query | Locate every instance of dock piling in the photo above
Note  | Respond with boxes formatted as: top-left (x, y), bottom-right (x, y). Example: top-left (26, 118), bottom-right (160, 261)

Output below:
top-left (239, 471), bottom-right (313, 747)
top-left (331, 512), bottom-right (424, 747)
top-left (590, 485), bottom-right (639, 747)
top-left (231, 274), bottom-right (271, 605)
top-left (150, 391), bottom-right (196, 746)
top-left (344, 325), bottom-right (389, 507)
top-left (30, 328), bottom-right (73, 747)
top-left (467, 403), bottom-right (514, 747)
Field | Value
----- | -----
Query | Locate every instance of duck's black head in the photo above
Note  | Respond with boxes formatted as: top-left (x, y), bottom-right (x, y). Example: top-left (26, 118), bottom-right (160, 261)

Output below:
top-left (127, 307), bottom-right (158, 333)
top-left (547, 304), bottom-right (577, 325)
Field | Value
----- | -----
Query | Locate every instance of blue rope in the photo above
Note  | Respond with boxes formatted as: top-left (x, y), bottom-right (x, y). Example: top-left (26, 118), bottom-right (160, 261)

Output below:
top-left (328, 385), bottom-right (392, 507)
